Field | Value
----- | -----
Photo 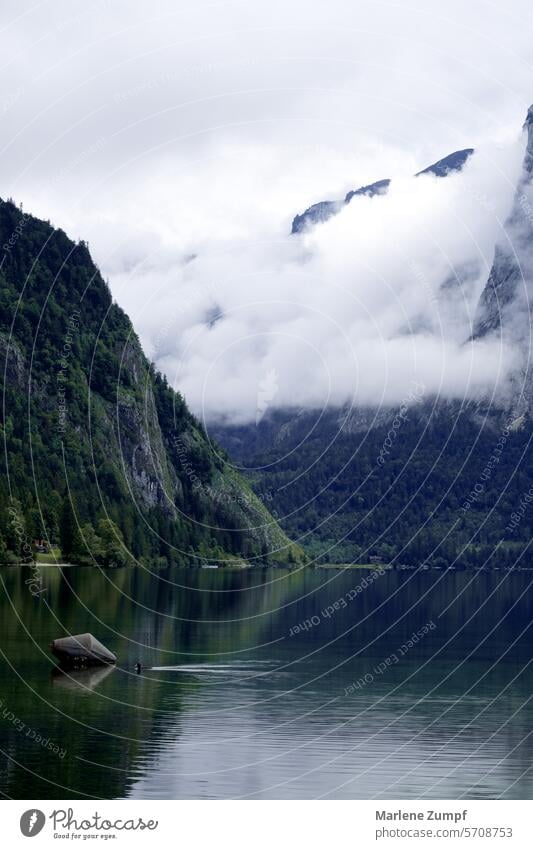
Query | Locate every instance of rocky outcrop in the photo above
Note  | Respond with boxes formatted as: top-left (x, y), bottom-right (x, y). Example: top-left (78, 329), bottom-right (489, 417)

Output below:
top-left (415, 148), bottom-right (474, 178)
top-left (344, 178), bottom-right (391, 204)
top-left (291, 149), bottom-right (474, 234)
top-left (291, 200), bottom-right (341, 234)
top-left (0, 332), bottom-right (25, 389)
top-left (472, 107), bottom-right (533, 344)
top-left (471, 246), bottom-right (523, 339)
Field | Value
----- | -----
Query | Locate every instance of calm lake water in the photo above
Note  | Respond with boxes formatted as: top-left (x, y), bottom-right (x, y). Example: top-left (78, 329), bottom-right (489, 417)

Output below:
top-left (1, 565), bottom-right (533, 799)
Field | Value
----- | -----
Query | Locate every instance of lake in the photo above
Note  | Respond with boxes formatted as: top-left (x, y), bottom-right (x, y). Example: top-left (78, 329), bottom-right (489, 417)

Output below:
top-left (1, 565), bottom-right (533, 799)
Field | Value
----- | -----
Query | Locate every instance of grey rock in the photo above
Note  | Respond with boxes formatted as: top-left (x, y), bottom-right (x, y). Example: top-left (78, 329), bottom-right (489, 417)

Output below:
top-left (472, 107), bottom-right (533, 342)
top-left (0, 332), bottom-right (25, 388)
top-left (291, 200), bottom-right (341, 234)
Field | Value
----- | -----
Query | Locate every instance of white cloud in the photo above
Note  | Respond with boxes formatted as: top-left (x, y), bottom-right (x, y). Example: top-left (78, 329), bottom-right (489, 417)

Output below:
top-left (0, 0), bottom-right (531, 422)
top-left (93, 135), bottom-right (523, 423)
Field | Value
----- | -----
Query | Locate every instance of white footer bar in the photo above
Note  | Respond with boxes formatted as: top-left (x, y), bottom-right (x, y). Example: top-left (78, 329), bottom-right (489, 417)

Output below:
top-left (2, 799), bottom-right (530, 848)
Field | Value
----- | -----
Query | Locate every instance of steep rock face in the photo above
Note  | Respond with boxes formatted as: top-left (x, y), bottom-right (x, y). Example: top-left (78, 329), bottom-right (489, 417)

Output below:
top-left (473, 109), bottom-right (533, 344)
top-left (0, 198), bottom-right (302, 565)
top-left (0, 332), bottom-right (25, 388)
top-left (472, 246), bottom-right (524, 339)
top-left (115, 383), bottom-right (177, 513)
top-left (291, 149), bottom-right (474, 234)
top-left (523, 104), bottom-right (533, 175)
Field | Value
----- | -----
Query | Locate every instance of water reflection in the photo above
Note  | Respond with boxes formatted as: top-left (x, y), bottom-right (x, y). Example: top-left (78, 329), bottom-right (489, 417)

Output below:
top-left (51, 665), bottom-right (116, 693)
top-left (0, 566), bottom-right (532, 798)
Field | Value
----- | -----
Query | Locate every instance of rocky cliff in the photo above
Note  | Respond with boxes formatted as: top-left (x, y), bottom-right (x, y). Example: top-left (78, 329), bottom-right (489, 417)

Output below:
top-left (0, 199), bottom-right (303, 566)
top-left (473, 107), bottom-right (533, 342)
top-left (471, 106), bottom-right (533, 411)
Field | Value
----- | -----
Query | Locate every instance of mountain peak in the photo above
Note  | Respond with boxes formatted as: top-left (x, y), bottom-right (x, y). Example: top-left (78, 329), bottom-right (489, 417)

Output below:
top-left (291, 148), bottom-right (474, 234)
top-left (414, 148), bottom-right (474, 178)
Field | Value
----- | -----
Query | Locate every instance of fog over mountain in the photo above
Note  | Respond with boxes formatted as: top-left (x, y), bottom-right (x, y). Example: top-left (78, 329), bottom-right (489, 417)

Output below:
top-left (123, 134), bottom-right (526, 424)
top-left (1, 1), bottom-right (533, 423)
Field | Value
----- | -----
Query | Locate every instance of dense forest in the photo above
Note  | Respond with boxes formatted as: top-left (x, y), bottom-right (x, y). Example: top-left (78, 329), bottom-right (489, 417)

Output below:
top-left (0, 198), bottom-right (303, 567)
top-left (215, 404), bottom-right (533, 569)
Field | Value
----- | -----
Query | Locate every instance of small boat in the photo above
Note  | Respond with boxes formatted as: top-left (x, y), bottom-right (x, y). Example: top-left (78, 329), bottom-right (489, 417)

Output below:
top-left (50, 633), bottom-right (116, 667)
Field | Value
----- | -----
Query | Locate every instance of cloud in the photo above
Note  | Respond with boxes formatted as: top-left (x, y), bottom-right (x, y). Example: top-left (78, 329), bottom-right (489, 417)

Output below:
top-left (96, 134), bottom-right (523, 424)
top-left (0, 0), bottom-right (531, 422)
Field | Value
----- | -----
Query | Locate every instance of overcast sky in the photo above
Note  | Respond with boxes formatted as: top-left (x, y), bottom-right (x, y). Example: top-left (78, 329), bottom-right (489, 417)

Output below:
top-left (1, 0), bottom-right (533, 422)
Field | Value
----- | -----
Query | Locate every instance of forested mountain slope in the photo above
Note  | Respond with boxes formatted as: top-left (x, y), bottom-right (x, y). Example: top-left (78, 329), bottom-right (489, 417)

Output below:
top-left (214, 109), bottom-right (533, 569)
top-left (0, 199), bottom-right (303, 567)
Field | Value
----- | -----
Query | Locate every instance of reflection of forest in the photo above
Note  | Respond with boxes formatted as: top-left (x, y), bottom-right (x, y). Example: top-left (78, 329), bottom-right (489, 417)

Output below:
top-left (2, 565), bottom-right (533, 799)
top-left (0, 565), bottom-right (308, 799)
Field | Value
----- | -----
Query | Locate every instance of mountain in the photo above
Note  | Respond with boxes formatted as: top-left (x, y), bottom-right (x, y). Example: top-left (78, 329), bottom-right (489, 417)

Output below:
top-left (291, 148), bottom-right (474, 233)
top-left (473, 107), bottom-right (533, 344)
top-left (415, 148), bottom-right (474, 178)
top-left (214, 113), bottom-right (533, 569)
top-left (0, 199), bottom-right (303, 567)
top-left (212, 401), bottom-right (532, 568)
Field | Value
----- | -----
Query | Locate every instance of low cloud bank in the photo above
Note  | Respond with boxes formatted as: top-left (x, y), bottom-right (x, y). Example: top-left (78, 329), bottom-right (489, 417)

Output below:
top-left (106, 136), bottom-right (525, 424)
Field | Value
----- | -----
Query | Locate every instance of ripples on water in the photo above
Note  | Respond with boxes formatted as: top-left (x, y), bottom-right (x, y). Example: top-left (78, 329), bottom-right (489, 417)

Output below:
top-left (1, 566), bottom-right (532, 799)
